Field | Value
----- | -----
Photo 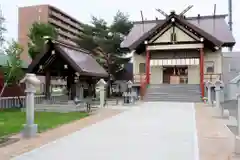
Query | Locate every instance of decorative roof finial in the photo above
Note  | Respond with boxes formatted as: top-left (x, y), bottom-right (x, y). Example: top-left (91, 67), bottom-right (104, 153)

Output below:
top-left (170, 10), bottom-right (175, 15)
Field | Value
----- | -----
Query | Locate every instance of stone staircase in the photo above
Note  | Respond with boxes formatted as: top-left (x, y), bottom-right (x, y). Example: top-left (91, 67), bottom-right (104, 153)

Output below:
top-left (144, 84), bottom-right (202, 102)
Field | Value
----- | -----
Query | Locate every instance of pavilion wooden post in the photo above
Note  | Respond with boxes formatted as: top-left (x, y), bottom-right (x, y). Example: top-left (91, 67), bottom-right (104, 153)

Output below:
top-left (145, 41), bottom-right (150, 84)
top-left (199, 48), bottom-right (204, 98)
top-left (67, 74), bottom-right (75, 100)
top-left (45, 70), bottom-right (51, 100)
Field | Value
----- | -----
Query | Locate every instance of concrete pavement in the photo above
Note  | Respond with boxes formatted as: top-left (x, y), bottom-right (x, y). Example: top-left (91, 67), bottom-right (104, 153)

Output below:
top-left (13, 102), bottom-right (199, 160)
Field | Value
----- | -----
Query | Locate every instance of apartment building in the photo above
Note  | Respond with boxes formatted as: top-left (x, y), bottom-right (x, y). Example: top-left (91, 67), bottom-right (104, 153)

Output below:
top-left (18, 4), bottom-right (83, 63)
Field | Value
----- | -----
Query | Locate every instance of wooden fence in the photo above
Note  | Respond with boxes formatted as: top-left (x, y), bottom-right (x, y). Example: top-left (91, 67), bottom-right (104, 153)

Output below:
top-left (0, 94), bottom-right (63, 109)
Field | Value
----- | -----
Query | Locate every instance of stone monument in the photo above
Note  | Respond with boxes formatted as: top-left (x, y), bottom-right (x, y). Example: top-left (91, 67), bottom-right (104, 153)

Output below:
top-left (97, 79), bottom-right (106, 108)
top-left (20, 73), bottom-right (41, 138)
top-left (214, 80), bottom-right (229, 118)
top-left (214, 80), bottom-right (222, 110)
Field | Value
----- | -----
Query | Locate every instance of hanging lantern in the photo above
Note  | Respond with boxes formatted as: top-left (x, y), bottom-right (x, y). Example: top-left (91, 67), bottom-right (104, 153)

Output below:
top-left (64, 64), bottom-right (68, 69)
top-left (75, 72), bottom-right (80, 76)
top-left (57, 78), bottom-right (61, 83)
top-left (74, 76), bottom-right (79, 83)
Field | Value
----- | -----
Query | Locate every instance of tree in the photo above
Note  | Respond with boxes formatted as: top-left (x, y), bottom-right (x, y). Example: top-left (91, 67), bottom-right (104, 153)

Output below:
top-left (76, 11), bottom-right (133, 96)
top-left (28, 22), bottom-right (58, 59)
top-left (110, 10), bottom-right (133, 35)
top-left (0, 40), bottom-right (24, 97)
top-left (0, 8), bottom-right (6, 52)
top-left (76, 11), bottom-right (133, 77)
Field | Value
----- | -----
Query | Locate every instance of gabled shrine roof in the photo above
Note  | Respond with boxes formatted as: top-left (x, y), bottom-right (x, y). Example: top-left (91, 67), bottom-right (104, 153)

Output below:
top-left (121, 13), bottom-right (235, 50)
top-left (27, 39), bottom-right (108, 77)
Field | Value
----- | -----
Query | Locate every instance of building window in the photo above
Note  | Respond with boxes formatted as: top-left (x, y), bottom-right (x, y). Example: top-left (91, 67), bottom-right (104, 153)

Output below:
top-left (205, 61), bottom-right (214, 73)
top-left (139, 63), bottom-right (146, 73)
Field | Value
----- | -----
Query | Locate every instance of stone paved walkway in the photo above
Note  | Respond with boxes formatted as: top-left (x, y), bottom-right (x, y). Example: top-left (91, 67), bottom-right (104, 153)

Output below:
top-left (195, 103), bottom-right (236, 160)
top-left (13, 102), bottom-right (199, 160)
top-left (0, 108), bottom-right (122, 160)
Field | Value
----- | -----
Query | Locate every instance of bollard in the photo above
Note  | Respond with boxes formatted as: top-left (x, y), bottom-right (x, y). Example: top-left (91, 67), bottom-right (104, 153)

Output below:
top-left (20, 74), bottom-right (41, 138)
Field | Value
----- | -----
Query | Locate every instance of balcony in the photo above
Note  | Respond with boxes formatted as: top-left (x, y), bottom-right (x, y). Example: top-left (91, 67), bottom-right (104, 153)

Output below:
top-left (58, 36), bottom-right (77, 46)
top-left (57, 28), bottom-right (78, 40)
top-left (48, 17), bottom-right (80, 37)
top-left (50, 11), bottom-right (83, 31)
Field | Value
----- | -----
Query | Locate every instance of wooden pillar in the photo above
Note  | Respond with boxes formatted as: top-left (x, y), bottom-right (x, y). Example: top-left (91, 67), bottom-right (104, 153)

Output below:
top-left (200, 48), bottom-right (204, 98)
top-left (145, 41), bottom-right (150, 84)
top-left (45, 70), bottom-right (51, 100)
top-left (67, 74), bottom-right (74, 100)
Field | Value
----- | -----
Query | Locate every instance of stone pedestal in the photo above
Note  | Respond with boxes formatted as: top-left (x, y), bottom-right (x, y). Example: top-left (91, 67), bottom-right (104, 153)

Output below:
top-left (206, 81), bottom-right (213, 105)
top-left (20, 73), bottom-right (40, 138)
top-left (22, 124), bottom-right (38, 138)
top-left (214, 80), bottom-right (225, 117)
top-left (222, 109), bottom-right (230, 119)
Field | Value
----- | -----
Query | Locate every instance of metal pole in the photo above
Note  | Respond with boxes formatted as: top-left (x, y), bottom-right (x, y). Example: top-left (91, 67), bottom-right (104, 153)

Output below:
top-left (228, 0), bottom-right (233, 51)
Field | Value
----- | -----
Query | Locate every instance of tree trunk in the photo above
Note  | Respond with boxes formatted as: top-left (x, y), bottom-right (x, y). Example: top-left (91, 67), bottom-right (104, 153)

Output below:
top-left (106, 54), bottom-right (111, 98)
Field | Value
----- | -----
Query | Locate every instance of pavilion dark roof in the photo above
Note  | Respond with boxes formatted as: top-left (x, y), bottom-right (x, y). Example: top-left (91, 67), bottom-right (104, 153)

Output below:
top-left (27, 40), bottom-right (108, 77)
top-left (121, 14), bottom-right (235, 50)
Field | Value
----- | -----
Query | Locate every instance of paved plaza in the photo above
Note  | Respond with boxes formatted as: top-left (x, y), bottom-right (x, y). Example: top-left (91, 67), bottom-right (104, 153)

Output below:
top-left (13, 102), bottom-right (199, 160)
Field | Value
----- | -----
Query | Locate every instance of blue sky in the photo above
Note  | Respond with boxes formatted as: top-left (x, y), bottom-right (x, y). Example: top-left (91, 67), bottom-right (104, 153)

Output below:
top-left (1, 0), bottom-right (240, 50)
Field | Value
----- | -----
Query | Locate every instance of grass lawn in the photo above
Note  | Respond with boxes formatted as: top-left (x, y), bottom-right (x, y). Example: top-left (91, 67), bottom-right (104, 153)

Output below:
top-left (0, 109), bottom-right (89, 137)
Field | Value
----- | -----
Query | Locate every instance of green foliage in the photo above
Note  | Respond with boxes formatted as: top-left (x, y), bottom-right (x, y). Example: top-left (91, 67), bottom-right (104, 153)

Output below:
top-left (2, 40), bottom-right (24, 85)
top-left (91, 16), bottom-right (108, 31)
top-left (76, 11), bottom-right (133, 78)
top-left (28, 22), bottom-right (58, 59)
top-left (110, 10), bottom-right (133, 35)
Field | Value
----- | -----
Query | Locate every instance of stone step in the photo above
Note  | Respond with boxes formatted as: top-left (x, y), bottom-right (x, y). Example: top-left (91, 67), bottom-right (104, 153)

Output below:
top-left (147, 91), bottom-right (201, 94)
top-left (146, 94), bottom-right (201, 97)
top-left (144, 96), bottom-right (201, 101)
top-left (148, 84), bottom-right (200, 88)
top-left (145, 84), bottom-right (201, 102)
top-left (148, 87), bottom-right (200, 90)
top-left (144, 99), bottom-right (201, 102)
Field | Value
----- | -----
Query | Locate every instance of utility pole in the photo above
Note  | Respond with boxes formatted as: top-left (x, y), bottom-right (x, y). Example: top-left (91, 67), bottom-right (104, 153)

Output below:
top-left (228, 0), bottom-right (233, 51)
